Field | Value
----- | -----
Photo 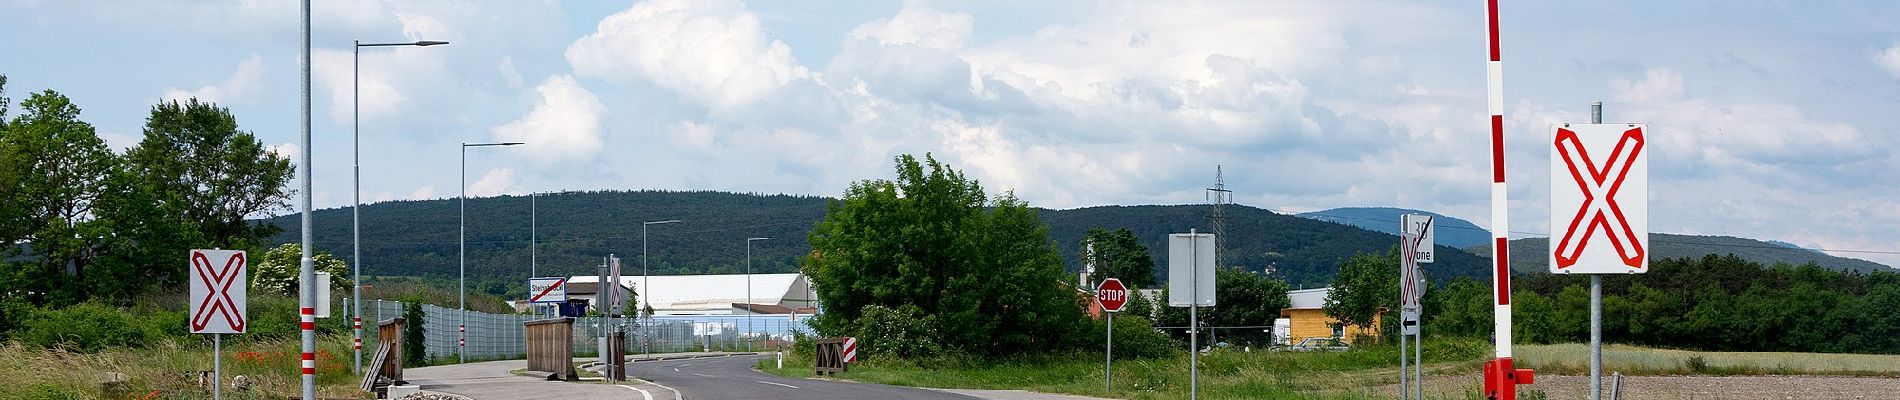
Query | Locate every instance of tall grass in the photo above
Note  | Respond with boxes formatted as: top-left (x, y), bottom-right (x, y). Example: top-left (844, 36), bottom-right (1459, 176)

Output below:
top-left (0, 335), bottom-right (369, 399)
top-left (1517, 343), bottom-right (1900, 377)
top-left (758, 337), bottom-right (1493, 400)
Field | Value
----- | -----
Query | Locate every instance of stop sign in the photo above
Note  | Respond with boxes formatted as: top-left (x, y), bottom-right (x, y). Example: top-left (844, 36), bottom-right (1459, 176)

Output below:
top-left (1097, 278), bottom-right (1128, 313)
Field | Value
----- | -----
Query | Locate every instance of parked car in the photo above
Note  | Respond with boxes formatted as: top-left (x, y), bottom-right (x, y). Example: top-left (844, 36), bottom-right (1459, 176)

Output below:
top-left (1280, 337), bottom-right (1350, 352)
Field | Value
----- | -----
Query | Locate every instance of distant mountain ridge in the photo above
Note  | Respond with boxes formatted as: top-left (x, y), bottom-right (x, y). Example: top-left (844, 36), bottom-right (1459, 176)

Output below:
top-left (1468, 234), bottom-right (1894, 274)
top-left (257, 191), bottom-right (1490, 294)
top-left (1297, 207), bottom-right (1491, 248)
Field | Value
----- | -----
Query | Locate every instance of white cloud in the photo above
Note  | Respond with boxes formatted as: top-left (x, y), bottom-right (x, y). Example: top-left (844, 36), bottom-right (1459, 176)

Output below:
top-left (467, 168), bottom-right (516, 197)
top-left (565, 0), bottom-right (812, 109)
top-left (498, 56), bottom-right (523, 88)
top-left (408, 185), bottom-right (439, 201)
top-left (848, 1), bottom-right (972, 50)
top-left (99, 132), bottom-right (140, 154)
top-left (162, 53), bottom-right (265, 104)
top-left (1877, 43), bottom-right (1900, 78)
top-left (491, 75), bottom-right (608, 163)
top-left (266, 142), bottom-right (301, 161)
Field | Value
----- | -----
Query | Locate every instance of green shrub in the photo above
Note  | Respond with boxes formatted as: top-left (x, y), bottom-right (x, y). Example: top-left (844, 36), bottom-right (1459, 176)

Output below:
top-left (852, 304), bottom-right (942, 359)
top-left (1098, 315), bottom-right (1178, 359)
top-left (11, 301), bottom-right (184, 351)
top-left (403, 298), bottom-right (428, 366)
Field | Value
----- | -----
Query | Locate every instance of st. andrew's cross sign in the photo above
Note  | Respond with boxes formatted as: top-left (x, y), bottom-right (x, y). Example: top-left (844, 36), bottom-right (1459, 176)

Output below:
top-left (1549, 124), bottom-right (1649, 274)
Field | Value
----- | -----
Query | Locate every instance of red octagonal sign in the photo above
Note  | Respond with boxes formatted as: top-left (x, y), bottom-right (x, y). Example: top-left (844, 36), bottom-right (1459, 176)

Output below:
top-left (1097, 278), bottom-right (1128, 313)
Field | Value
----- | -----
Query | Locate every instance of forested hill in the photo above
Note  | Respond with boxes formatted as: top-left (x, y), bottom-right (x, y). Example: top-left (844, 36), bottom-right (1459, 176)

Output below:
top-left (1036, 205), bottom-right (1490, 288)
top-left (257, 190), bottom-right (1488, 294)
top-left (1297, 207), bottom-right (1492, 249)
top-left (1471, 234), bottom-right (1895, 274)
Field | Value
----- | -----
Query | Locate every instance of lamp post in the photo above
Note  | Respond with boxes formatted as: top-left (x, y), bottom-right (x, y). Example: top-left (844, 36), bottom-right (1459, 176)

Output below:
top-left (642, 219), bottom-right (680, 353)
top-left (746, 237), bottom-right (771, 351)
top-left (352, 38), bottom-right (447, 375)
top-left (461, 141), bottom-right (522, 364)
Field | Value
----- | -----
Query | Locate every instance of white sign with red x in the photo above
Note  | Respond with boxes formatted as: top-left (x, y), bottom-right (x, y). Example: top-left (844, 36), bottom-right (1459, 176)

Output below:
top-left (1549, 124), bottom-right (1649, 274)
top-left (189, 249), bottom-right (248, 334)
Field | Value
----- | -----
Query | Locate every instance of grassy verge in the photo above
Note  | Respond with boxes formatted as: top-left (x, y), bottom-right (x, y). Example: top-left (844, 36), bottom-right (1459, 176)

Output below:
top-left (0, 335), bottom-right (370, 399)
top-left (1516, 343), bottom-right (1900, 377)
top-left (755, 337), bottom-right (1493, 400)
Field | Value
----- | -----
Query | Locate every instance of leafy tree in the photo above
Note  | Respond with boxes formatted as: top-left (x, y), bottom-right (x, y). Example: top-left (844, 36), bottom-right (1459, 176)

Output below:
top-left (252, 243), bottom-right (351, 296)
top-left (1122, 284), bottom-right (1155, 321)
top-left (124, 98), bottom-right (294, 251)
top-left (1204, 267), bottom-right (1290, 346)
top-left (1081, 227), bottom-right (1157, 287)
top-left (1323, 249), bottom-right (1398, 333)
top-left (804, 153), bottom-right (1088, 357)
top-left (401, 296), bottom-right (428, 366)
top-left (0, 90), bottom-right (117, 304)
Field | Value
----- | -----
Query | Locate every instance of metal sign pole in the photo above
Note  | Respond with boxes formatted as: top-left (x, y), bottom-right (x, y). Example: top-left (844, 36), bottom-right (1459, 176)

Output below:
top-left (1189, 229), bottom-right (1199, 400)
top-left (214, 333), bottom-right (221, 400)
top-left (1105, 311), bottom-right (1113, 392)
top-left (1589, 101), bottom-right (1604, 400)
top-left (1414, 316), bottom-right (1422, 399)
top-left (1400, 316), bottom-right (1408, 400)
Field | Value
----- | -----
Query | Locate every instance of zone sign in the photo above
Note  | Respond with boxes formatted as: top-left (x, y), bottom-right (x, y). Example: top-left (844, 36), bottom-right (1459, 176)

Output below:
top-left (1096, 278), bottom-right (1129, 313)
top-left (1549, 123), bottom-right (1649, 274)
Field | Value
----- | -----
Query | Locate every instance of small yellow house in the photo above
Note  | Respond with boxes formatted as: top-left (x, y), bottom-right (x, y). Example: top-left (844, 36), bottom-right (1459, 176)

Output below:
top-left (1278, 287), bottom-right (1382, 345)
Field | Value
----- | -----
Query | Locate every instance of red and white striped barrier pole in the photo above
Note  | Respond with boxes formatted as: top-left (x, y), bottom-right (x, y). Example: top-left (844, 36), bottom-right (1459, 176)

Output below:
top-left (300, 307), bottom-right (316, 376)
top-left (1482, 0), bottom-right (1534, 398)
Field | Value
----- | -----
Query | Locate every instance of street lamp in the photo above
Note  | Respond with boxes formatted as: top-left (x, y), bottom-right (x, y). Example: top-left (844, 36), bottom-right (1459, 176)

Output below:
top-left (461, 141), bottom-right (521, 364)
top-left (642, 219), bottom-right (680, 353)
top-left (353, 38), bottom-right (448, 374)
top-left (746, 237), bottom-right (771, 351)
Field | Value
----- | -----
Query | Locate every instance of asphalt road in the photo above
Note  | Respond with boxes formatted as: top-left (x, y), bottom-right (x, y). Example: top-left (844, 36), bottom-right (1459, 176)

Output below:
top-left (641, 354), bottom-right (979, 400)
top-left (405, 359), bottom-right (668, 400)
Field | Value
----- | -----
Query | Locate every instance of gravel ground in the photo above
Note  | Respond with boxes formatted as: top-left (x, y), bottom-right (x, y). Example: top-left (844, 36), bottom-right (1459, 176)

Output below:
top-left (398, 392), bottom-right (473, 400)
top-left (1378, 373), bottom-right (1900, 399)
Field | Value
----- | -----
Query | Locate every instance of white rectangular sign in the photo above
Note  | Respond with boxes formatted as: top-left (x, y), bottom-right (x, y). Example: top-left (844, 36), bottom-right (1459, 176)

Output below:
top-left (1167, 233), bottom-right (1217, 307)
top-left (314, 271), bottom-right (331, 318)
top-left (1549, 123), bottom-right (1649, 274)
top-left (1404, 214), bottom-right (1434, 264)
top-left (189, 249), bottom-right (248, 334)
top-left (529, 277), bottom-right (567, 303)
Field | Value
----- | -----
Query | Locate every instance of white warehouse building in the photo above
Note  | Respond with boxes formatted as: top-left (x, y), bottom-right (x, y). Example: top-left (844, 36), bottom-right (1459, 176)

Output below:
top-left (567, 273), bottom-right (817, 316)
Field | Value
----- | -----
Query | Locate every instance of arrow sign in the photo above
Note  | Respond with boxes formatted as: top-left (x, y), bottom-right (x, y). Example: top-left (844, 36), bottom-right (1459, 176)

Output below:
top-left (189, 249), bottom-right (248, 334)
top-left (1549, 124), bottom-right (1649, 274)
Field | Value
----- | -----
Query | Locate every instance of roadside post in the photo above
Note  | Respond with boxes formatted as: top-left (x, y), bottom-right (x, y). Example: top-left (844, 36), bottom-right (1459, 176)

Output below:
top-left (1551, 103), bottom-right (1648, 400)
top-left (1096, 278), bottom-right (1128, 391)
top-left (1169, 231), bottom-right (1216, 400)
top-left (190, 249), bottom-right (248, 400)
top-left (1400, 214), bottom-right (1433, 400)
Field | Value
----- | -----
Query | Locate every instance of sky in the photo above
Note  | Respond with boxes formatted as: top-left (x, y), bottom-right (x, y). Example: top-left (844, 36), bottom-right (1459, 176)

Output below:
top-left (3, 0), bottom-right (1898, 266)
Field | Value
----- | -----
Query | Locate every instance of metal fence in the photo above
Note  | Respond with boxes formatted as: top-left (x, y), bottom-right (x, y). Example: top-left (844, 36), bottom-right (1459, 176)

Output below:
top-left (359, 300), bottom-right (815, 362)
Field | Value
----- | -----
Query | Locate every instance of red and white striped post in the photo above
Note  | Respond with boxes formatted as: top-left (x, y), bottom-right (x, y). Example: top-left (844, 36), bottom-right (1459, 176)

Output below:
top-left (1482, 0), bottom-right (1534, 398)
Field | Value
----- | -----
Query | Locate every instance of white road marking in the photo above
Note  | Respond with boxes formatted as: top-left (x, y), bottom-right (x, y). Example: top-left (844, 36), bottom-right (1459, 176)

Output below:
top-left (691, 373), bottom-right (716, 378)
top-left (617, 385), bottom-right (654, 400)
top-left (653, 381), bottom-right (684, 399)
top-left (671, 367), bottom-right (679, 372)
top-left (756, 380), bottom-right (799, 389)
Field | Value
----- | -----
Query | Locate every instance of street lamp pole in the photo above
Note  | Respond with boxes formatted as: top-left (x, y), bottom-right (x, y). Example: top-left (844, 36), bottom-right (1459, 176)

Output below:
top-left (352, 39), bottom-right (447, 374)
top-left (461, 141), bottom-right (521, 364)
top-left (642, 219), bottom-right (680, 353)
top-left (746, 237), bottom-right (771, 352)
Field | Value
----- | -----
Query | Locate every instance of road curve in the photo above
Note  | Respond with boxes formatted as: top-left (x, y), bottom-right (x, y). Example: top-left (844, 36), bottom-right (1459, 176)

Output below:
top-left (639, 354), bottom-right (978, 400)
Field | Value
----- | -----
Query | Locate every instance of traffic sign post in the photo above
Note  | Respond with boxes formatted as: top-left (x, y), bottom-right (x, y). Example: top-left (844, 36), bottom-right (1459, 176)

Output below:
top-left (1169, 231), bottom-right (1216, 400)
top-left (529, 277), bottom-right (568, 304)
top-left (1096, 278), bottom-right (1127, 392)
top-left (191, 249), bottom-right (248, 400)
top-left (1553, 105), bottom-right (1648, 400)
top-left (1398, 215), bottom-right (1431, 400)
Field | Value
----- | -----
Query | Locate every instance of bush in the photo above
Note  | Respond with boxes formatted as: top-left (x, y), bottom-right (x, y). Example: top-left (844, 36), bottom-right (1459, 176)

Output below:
top-left (403, 298), bottom-right (428, 366)
top-left (10, 301), bottom-right (186, 351)
top-left (1098, 315), bottom-right (1178, 359)
top-left (852, 304), bottom-right (942, 359)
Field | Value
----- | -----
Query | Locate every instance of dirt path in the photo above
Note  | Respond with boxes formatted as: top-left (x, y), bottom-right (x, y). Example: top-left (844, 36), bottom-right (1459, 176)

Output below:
top-left (1376, 373), bottom-right (1900, 399)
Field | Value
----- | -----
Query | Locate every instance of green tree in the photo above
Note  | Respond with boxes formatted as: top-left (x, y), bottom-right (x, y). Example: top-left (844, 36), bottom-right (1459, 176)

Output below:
top-left (1204, 267), bottom-right (1290, 346)
top-left (1081, 227), bottom-right (1157, 287)
top-left (1323, 249), bottom-right (1398, 333)
top-left (0, 90), bottom-right (117, 304)
top-left (252, 243), bottom-right (351, 296)
top-left (804, 153), bottom-right (1088, 357)
top-left (123, 98), bottom-right (294, 250)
